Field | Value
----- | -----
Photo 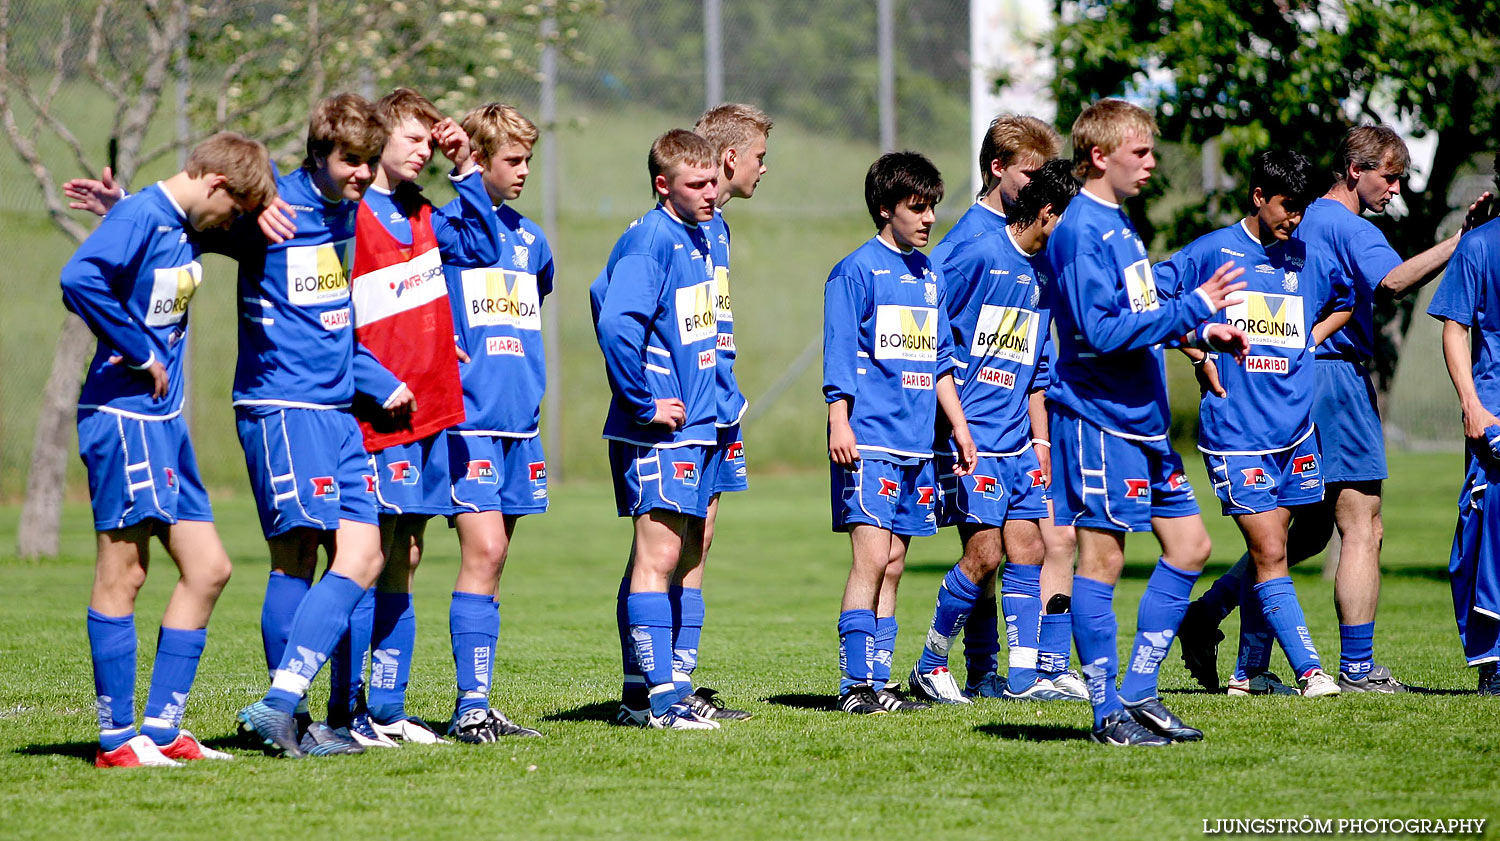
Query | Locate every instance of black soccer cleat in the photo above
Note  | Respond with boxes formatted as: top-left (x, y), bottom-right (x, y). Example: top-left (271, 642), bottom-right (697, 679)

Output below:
top-left (837, 685), bottom-right (887, 715)
top-left (1478, 662), bottom-right (1499, 697)
top-left (238, 701), bottom-right (307, 758)
top-left (682, 687), bottom-right (754, 721)
top-left (1177, 601), bottom-right (1225, 692)
top-left (1090, 708), bottom-right (1171, 746)
top-left (875, 685), bottom-right (931, 712)
top-left (1124, 697), bottom-right (1203, 742)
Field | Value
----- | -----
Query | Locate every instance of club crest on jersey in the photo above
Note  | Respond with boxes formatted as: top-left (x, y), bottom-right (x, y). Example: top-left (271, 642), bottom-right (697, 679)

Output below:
top-left (466, 459), bottom-right (498, 484)
top-left (1124, 478), bottom-right (1150, 500)
top-left (672, 461), bottom-right (699, 487)
top-left (924, 281), bottom-right (938, 305)
top-left (874, 305), bottom-right (939, 361)
top-left (388, 460), bottom-right (420, 485)
top-left (1241, 467), bottom-right (1272, 488)
top-left (877, 477), bottom-right (900, 501)
top-left (311, 476), bottom-right (338, 499)
top-left (1028, 468), bottom-right (1046, 488)
top-left (1282, 271), bottom-right (1298, 293)
top-left (917, 486), bottom-right (936, 508)
top-left (512, 245), bottom-right (529, 268)
top-left (1292, 455), bottom-right (1318, 475)
top-left (725, 441), bottom-right (745, 462)
top-left (973, 475), bottom-right (1001, 499)
top-left (529, 461), bottom-right (547, 484)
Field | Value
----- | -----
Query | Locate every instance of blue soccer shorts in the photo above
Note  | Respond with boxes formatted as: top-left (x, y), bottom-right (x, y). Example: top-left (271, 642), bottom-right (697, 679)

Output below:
top-left (236, 406), bottom-right (378, 537)
top-left (609, 441), bottom-right (713, 519)
top-left (446, 432), bottom-right (549, 517)
top-left (938, 447), bottom-right (1051, 528)
top-left (1313, 358), bottom-right (1386, 483)
top-left (707, 424), bottom-right (749, 495)
top-left (1050, 407), bottom-right (1198, 532)
top-left (372, 432), bottom-right (453, 517)
top-left (78, 410), bottom-right (213, 532)
top-left (830, 456), bottom-right (939, 537)
top-left (1203, 431), bottom-right (1324, 516)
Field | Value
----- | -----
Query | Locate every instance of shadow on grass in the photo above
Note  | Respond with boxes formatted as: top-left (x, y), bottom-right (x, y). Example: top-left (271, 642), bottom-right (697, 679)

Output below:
top-left (764, 693), bottom-right (837, 712)
top-left (974, 722), bottom-right (1090, 742)
top-left (13, 740), bottom-right (96, 762)
top-left (543, 701), bottom-right (620, 722)
top-left (905, 560), bottom-right (1246, 579)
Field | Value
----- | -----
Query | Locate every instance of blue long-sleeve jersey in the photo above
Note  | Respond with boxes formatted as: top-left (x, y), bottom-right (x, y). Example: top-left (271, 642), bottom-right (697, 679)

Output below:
top-left (1045, 189), bottom-right (1216, 438)
top-left (62, 184), bottom-right (201, 418)
top-left (591, 204), bottom-right (720, 448)
top-left (823, 236), bottom-right (956, 462)
top-left (350, 169), bottom-right (500, 402)
top-left (218, 168), bottom-right (397, 410)
top-left (1428, 218), bottom-right (1500, 412)
top-left (1156, 221), bottom-right (1354, 454)
top-left (942, 226), bottom-right (1052, 455)
top-left (930, 200), bottom-right (1008, 269)
top-left (443, 201), bottom-right (555, 436)
top-left (1295, 197), bottom-right (1403, 364)
top-left (702, 209), bottom-right (747, 426)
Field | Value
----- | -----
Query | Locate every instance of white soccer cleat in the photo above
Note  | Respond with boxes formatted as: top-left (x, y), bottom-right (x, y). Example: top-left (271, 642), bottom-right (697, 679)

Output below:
top-left (372, 717), bottom-right (450, 744)
top-left (1041, 670), bottom-right (1090, 701)
top-left (908, 665), bottom-right (972, 705)
top-left (1226, 672), bottom-right (1298, 696)
top-left (1299, 668), bottom-right (1342, 698)
top-left (647, 702), bottom-right (720, 730)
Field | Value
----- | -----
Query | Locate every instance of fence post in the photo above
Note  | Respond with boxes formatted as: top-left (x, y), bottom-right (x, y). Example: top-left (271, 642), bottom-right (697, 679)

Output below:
top-left (705, 0), bottom-right (723, 110)
top-left (541, 16), bottom-right (562, 480)
top-left (878, 0), bottom-right (895, 151)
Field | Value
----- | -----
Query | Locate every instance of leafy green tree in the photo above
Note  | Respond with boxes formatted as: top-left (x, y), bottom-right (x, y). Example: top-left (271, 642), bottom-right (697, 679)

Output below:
top-left (1051, 0), bottom-right (1500, 392)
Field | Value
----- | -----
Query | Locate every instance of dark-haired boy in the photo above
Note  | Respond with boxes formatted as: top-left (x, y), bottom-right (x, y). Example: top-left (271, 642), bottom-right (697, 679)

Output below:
top-left (825, 151), bottom-right (976, 715)
top-left (1158, 150), bottom-right (1352, 698)
top-left (910, 159), bottom-right (1084, 705)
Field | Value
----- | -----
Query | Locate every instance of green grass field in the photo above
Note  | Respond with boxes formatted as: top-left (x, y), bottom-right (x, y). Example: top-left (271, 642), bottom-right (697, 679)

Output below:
top-left (0, 450), bottom-right (1493, 841)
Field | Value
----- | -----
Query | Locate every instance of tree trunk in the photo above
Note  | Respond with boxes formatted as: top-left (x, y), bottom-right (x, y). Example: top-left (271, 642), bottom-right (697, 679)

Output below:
top-left (17, 316), bottom-right (93, 558)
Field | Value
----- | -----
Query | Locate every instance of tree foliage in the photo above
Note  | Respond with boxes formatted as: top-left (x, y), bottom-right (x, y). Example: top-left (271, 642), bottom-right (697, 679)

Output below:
top-left (1051, 0), bottom-right (1500, 389)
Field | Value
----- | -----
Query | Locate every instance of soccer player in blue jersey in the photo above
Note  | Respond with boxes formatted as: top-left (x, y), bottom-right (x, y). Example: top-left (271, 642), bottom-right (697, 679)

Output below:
top-left (436, 102), bottom-right (552, 741)
top-left (63, 133), bottom-right (275, 767)
top-left (1180, 126), bottom-right (1494, 693)
top-left (592, 130), bottom-right (724, 730)
top-left (1429, 151), bottom-right (1500, 697)
top-left (926, 116), bottom-right (1084, 699)
top-left (910, 159), bottom-right (1085, 705)
top-left (619, 102), bottom-right (775, 723)
top-left (1158, 150), bottom-right (1352, 698)
top-left (327, 87), bottom-right (500, 748)
top-left (1046, 99), bottom-right (1248, 745)
top-left (826, 151), bottom-right (977, 715)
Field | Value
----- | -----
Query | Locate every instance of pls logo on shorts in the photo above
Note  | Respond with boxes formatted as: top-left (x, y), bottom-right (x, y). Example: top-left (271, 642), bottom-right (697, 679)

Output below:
top-left (529, 461), bottom-right (547, 484)
top-left (363, 475), bottom-right (377, 494)
top-left (1028, 468), bottom-right (1046, 488)
top-left (973, 475), bottom-right (1001, 500)
top-left (388, 460), bottom-right (420, 485)
top-left (1292, 455), bottom-right (1318, 476)
top-left (917, 486), bottom-right (936, 508)
top-left (877, 477), bottom-right (900, 501)
top-left (466, 460), bottom-right (498, 484)
top-left (672, 462), bottom-right (699, 487)
top-left (1167, 472), bottom-right (1189, 491)
top-left (1241, 467), bottom-right (1272, 488)
top-left (311, 476), bottom-right (339, 499)
top-left (164, 467), bottom-right (177, 491)
top-left (725, 441), bottom-right (745, 462)
top-left (1124, 478), bottom-right (1150, 501)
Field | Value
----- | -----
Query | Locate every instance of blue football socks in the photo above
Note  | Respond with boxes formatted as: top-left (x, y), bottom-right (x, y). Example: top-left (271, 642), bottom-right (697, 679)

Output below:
top-left (260, 572), bottom-right (310, 679)
top-left (963, 591), bottom-right (1001, 680)
top-left (450, 591), bottom-right (499, 717)
top-left (1119, 558), bottom-right (1199, 703)
top-left (617, 576), bottom-right (647, 709)
top-left (1255, 576), bottom-right (1321, 677)
top-left (265, 571), bottom-right (364, 714)
top-left (1037, 612), bottom-right (1072, 677)
top-left (872, 616), bottom-right (898, 691)
top-left (1002, 563), bottom-right (1042, 692)
top-left (838, 609), bottom-right (876, 694)
top-left (327, 585), bottom-right (374, 723)
top-left (87, 609), bottom-right (137, 750)
top-left (627, 591), bottom-right (676, 717)
top-left (369, 591), bottom-right (416, 724)
top-left (1234, 572), bottom-right (1273, 681)
top-left (141, 626), bottom-right (206, 746)
top-left (670, 585), bottom-right (704, 700)
top-left (917, 565), bottom-right (981, 673)
top-left (1071, 576), bottom-right (1120, 726)
top-left (1339, 622), bottom-right (1375, 678)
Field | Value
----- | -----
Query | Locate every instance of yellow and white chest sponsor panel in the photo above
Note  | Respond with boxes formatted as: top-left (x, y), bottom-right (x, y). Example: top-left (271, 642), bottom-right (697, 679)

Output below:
top-left (873, 304), bottom-right (939, 362)
top-left (285, 239), bottom-right (353, 307)
top-left (461, 268), bottom-right (541, 331)
top-left (145, 261), bottom-right (202, 327)
top-left (1123, 258), bottom-right (1159, 313)
top-left (350, 247), bottom-right (446, 327)
top-left (970, 304), bottom-right (1039, 367)
top-left (675, 279), bottom-right (718, 346)
top-left (1224, 291), bottom-right (1306, 350)
top-left (714, 266), bottom-right (733, 324)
